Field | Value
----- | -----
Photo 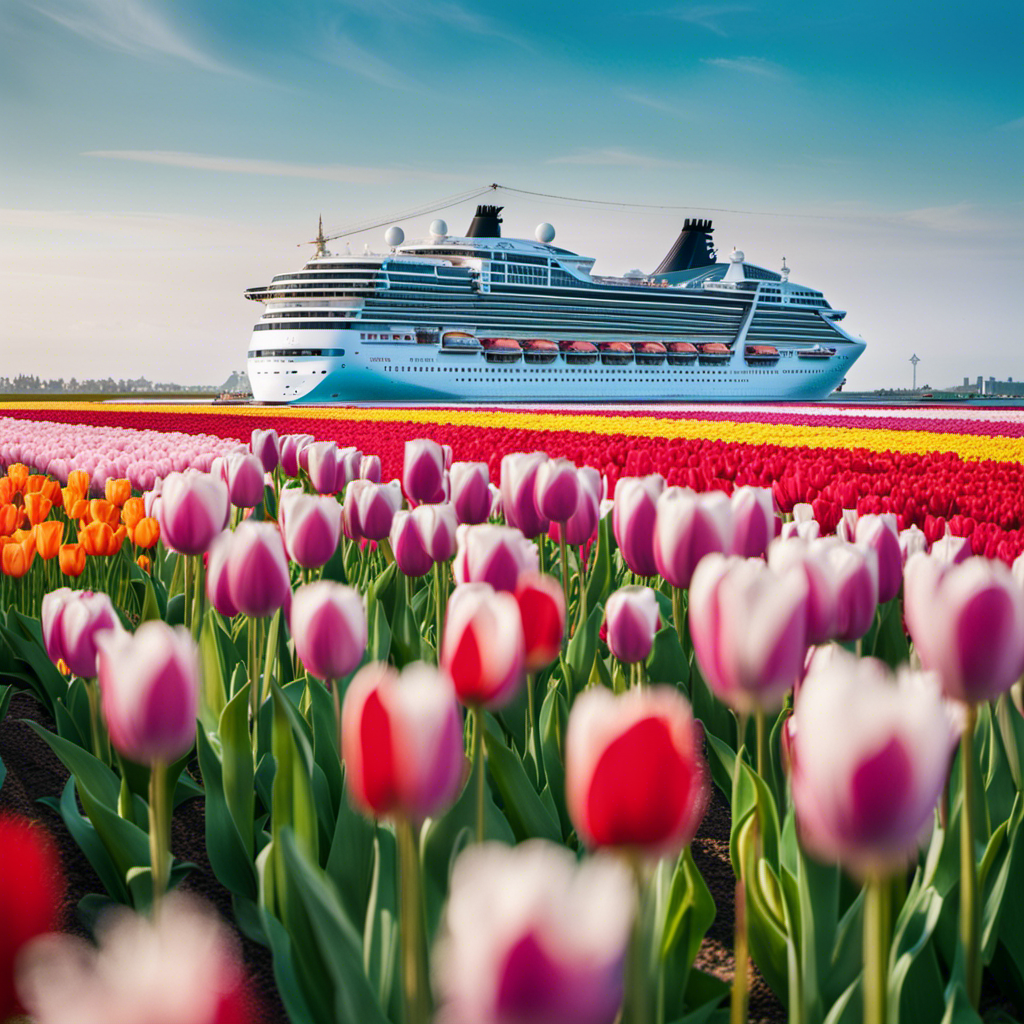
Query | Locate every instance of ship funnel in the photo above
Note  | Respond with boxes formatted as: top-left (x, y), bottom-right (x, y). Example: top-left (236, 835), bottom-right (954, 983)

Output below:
top-left (465, 204), bottom-right (503, 238)
top-left (653, 218), bottom-right (717, 274)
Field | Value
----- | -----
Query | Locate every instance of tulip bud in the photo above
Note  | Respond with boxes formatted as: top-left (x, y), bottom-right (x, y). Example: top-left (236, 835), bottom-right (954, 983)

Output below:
top-left (613, 474), bottom-right (665, 577)
top-left (449, 462), bottom-right (491, 525)
top-left (413, 503), bottom-right (458, 562)
top-left (433, 841), bottom-right (635, 1024)
top-left (653, 486), bottom-right (732, 589)
top-left (104, 478), bottom-right (132, 507)
top-left (280, 433), bottom-right (313, 477)
top-left (836, 507), bottom-right (859, 543)
top-left (931, 530), bottom-right (972, 565)
top-left (306, 442), bottom-right (340, 495)
top-left (820, 540), bottom-right (879, 641)
top-left (121, 496), bottom-right (146, 530)
top-left (98, 621), bottom-right (199, 764)
top-left (205, 532), bottom-right (239, 617)
top-left (552, 465), bottom-right (601, 547)
top-left (222, 521), bottom-right (291, 618)
top-left (899, 524), bottom-right (929, 565)
top-left (403, 438), bottom-right (446, 505)
top-left (389, 510), bottom-right (434, 577)
top-left (781, 518), bottom-right (820, 542)
top-left (335, 447), bottom-right (362, 494)
top-left (443, 583), bottom-right (525, 708)
top-left (904, 554), bottom-right (1024, 704)
top-left (250, 428), bottom-right (280, 473)
top-left (359, 454), bottom-right (382, 482)
top-left (452, 523), bottom-right (538, 593)
top-left (855, 513), bottom-right (901, 603)
top-left (352, 480), bottom-right (403, 542)
top-left (604, 586), bottom-right (659, 664)
top-left (35, 520), bottom-right (63, 560)
top-left (499, 452), bottom-right (550, 539)
top-left (51, 590), bottom-right (122, 678)
top-left (566, 685), bottom-right (709, 855)
top-left (158, 472), bottom-right (229, 556)
top-left (689, 554), bottom-right (809, 713)
top-left (342, 662), bottom-right (464, 821)
top-left (224, 453), bottom-right (265, 509)
top-left (129, 517), bottom-right (160, 550)
top-left (768, 537), bottom-right (838, 645)
top-left (58, 543), bottom-right (86, 577)
top-left (791, 651), bottom-right (956, 876)
top-left (291, 582), bottom-right (367, 681)
top-left (23, 492), bottom-right (53, 527)
top-left (279, 490), bottom-right (342, 568)
top-left (730, 486), bottom-right (776, 558)
top-left (534, 458), bottom-right (581, 524)
top-left (515, 572), bottom-right (566, 672)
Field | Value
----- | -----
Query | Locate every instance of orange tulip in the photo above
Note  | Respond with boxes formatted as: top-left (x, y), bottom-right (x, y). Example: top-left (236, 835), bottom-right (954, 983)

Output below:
top-left (0, 479), bottom-right (13, 505)
top-left (79, 520), bottom-right (113, 557)
top-left (84, 499), bottom-right (120, 530)
top-left (7, 464), bottom-right (29, 493)
top-left (68, 470), bottom-right (90, 496)
top-left (59, 542), bottom-right (86, 577)
top-left (0, 504), bottom-right (22, 537)
top-left (41, 478), bottom-right (62, 505)
top-left (136, 554), bottom-right (152, 574)
top-left (24, 474), bottom-right (47, 495)
top-left (1, 537), bottom-right (34, 577)
top-left (62, 486), bottom-right (87, 519)
top-left (35, 520), bottom-right (63, 559)
top-left (121, 496), bottom-right (146, 530)
top-left (23, 492), bottom-right (53, 526)
top-left (12, 528), bottom-right (36, 554)
top-left (105, 478), bottom-right (132, 507)
top-left (130, 516), bottom-right (161, 549)
top-left (56, 658), bottom-right (71, 677)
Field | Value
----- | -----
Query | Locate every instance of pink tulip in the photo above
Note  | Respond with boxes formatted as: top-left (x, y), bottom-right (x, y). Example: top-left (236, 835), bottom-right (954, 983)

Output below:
top-left (613, 475), bottom-right (665, 577)
top-left (604, 586), bottom-right (659, 664)
top-left (41, 589), bottom-right (121, 678)
top-left (781, 518), bottom-right (820, 542)
top-left (40, 587), bottom-right (76, 665)
top-left (158, 472), bottom-right (230, 555)
top-left (250, 429), bottom-right (279, 474)
top-left (306, 442), bottom-right (339, 495)
top-left (443, 583), bottom-right (524, 709)
top-left (535, 458), bottom-right (581, 524)
top-left (389, 510), bottom-right (434, 577)
top-left (653, 487), bottom-right (732, 589)
top-left (565, 686), bottom-right (709, 856)
top-left (290, 582), bottom-right (366, 680)
top-left (500, 452), bottom-right (550, 539)
top-left (280, 433), bottom-right (313, 477)
top-left (856, 514), bottom-right (902, 603)
top-left (689, 554), bottom-right (808, 713)
top-left (224, 453), bottom-right (265, 509)
top-left (836, 508), bottom-right (859, 543)
top-left (97, 622), bottom-right (199, 764)
top-left (931, 530), bottom-right (972, 564)
top-left (223, 521), bottom-right (291, 618)
top-left (433, 841), bottom-right (634, 1024)
top-left (347, 479), bottom-right (403, 542)
top-left (729, 486), bottom-right (776, 558)
top-left (899, 525), bottom-right (929, 565)
top-left (334, 447), bottom-right (362, 494)
top-left (821, 540), bottom-right (878, 642)
top-left (904, 555), bottom-right (1024, 703)
top-left (414, 503), bottom-right (458, 562)
top-left (768, 538), bottom-right (838, 645)
top-left (791, 650), bottom-right (957, 876)
top-left (450, 462), bottom-right (492, 525)
top-left (452, 524), bottom-right (538, 593)
top-left (359, 454), bottom-right (382, 482)
top-left (403, 438), bottom-right (446, 505)
top-left (205, 533), bottom-right (239, 617)
top-left (279, 490), bottom-right (342, 568)
top-left (515, 573), bottom-right (566, 673)
top-left (342, 662), bottom-right (464, 821)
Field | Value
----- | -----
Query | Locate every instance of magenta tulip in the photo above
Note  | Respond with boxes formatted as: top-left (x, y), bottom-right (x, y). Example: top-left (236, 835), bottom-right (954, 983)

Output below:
top-left (604, 586), bottom-right (659, 664)
top-left (334, 447), bottom-right (362, 494)
top-left (535, 458), bottom-right (581, 524)
top-left (223, 521), bottom-right (291, 618)
top-left (821, 540), bottom-right (879, 642)
top-left (280, 433), bottom-right (313, 477)
top-left (224, 453), bottom-right (265, 509)
top-left (856, 513), bottom-right (902, 603)
top-left (613, 475), bottom-right (664, 577)
top-left (768, 538), bottom-right (838, 645)
top-left (403, 438), bottom-right (446, 505)
top-left (205, 532), bottom-right (239, 617)
top-left (279, 489), bottom-right (342, 568)
top-left (360, 454), bottom-right (382, 482)
top-left (450, 462), bottom-right (492, 525)
top-left (41, 588), bottom-right (121, 678)
top-left (305, 442), bottom-right (339, 495)
top-left (347, 479), bottom-right (403, 542)
top-left (390, 510), bottom-right (434, 577)
top-left (157, 471), bottom-right (229, 555)
top-left (730, 486), bottom-right (777, 558)
top-left (452, 523), bottom-right (538, 593)
top-left (291, 582), bottom-right (366, 680)
top-left (653, 487), bottom-right (732, 589)
top-left (250, 429), bottom-right (279, 474)
top-left (414, 503), bottom-right (458, 562)
top-left (500, 452), bottom-right (550, 539)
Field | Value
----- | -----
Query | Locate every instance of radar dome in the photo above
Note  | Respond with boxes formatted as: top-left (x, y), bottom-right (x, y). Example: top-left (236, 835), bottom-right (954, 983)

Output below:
top-left (729, 248), bottom-right (745, 264)
top-left (429, 219), bottom-right (448, 239)
top-left (535, 222), bottom-right (556, 243)
top-left (385, 226), bottom-right (405, 248)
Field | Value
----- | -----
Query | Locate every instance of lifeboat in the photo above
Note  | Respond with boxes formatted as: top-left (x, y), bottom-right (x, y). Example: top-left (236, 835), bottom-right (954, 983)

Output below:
top-left (698, 342), bottom-right (732, 363)
top-left (599, 341), bottom-right (633, 366)
top-left (633, 341), bottom-right (667, 366)
top-left (665, 341), bottom-right (698, 366)
top-left (797, 345), bottom-right (835, 360)
top-left (745, 344), bottom-right (780, 364)
top-left (480, 337), bottom-right (522, 363)
top-left (521, 338), bottom-right (559, 364)
top-left (559, 340), bottom-right (599, 366)
top-left (441, 330), bottom-right (481, 353)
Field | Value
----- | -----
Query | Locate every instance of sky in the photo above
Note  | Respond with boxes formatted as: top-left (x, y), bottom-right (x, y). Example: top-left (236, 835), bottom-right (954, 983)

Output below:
top-left (1, 0), bottom-right (1021, 390)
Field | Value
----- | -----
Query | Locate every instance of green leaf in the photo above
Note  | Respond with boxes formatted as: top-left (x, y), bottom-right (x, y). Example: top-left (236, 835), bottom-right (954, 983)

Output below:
top-left (366, 597), bottom-right (392, 664)
top-left (363, 826), bottom-right (401, 1018)
top-left (319, 534), bottom-right (348, 584)
top-left (199, 609), bottom-right (229, 731)
top-left (565, 604), bottom-right (601, 695)
top-left (538, 683), bottom-right (570, 835)
top-left (325, 769), bottom-right (377, 929)
top-left (869, 597), bottom-right (910, 669)
top-left (646, 623), bottom-right (690, 689)
top-left (1, 611), bottom-right (68, 714)
top-left (260, 909), bottom-right (319, 1024)
top-left (584, 514), bottom-right (614, 610)
top-left (659, 847), bottom-right (717, 1013)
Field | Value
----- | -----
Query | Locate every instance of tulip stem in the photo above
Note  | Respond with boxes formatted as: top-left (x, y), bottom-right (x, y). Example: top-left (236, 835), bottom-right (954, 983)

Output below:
top-left (473, 705), bottom-right (485, 843)
top-left (558, 530), bottom-right (571, 617)
top-left (626, 855), bottom-right (648, 1024)
top-left (191, 554), bottom-right (204, 642)
top-left (730, 875), bottom-right (749, 1024)
top-left (396, 816), bottom-right (429, 1024)
top-left (755, 709), bottom-right (767, 780)
top-left (577, 543), bottom-right (587, 629)
top-left (182, 553), bottom-right (192, 631)
top-left (960, 702), bottom-right (981, 1008)
top-left (671, 585), bottom-right (686, 654)
top-left (84, 676), bottom-right (104, 764)
top-left (433, 561), bottom-right (444, 662)
top-left (148, 758), bottom-right (169, 916)
top-left (863, 873), bottom-right (890, 1024)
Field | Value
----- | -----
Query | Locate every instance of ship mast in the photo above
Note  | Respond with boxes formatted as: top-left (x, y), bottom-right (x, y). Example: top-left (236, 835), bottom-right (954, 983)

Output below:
top-left (314, 215), bottom-right (328, 258)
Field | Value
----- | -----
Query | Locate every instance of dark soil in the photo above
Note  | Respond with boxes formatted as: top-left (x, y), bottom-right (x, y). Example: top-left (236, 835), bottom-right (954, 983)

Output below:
top-left (1, 690), bottom-right (786, 1023)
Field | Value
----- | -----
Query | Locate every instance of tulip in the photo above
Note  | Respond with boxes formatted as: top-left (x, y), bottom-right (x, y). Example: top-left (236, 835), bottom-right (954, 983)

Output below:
top-left (781, 517), bottom-right (820, 542)
top-left (79, 521), bottom-right (127, 557)
top-left (342, 661), bottom-right (464, 821)
top-left (137, 554), bottom-right (151, 574)
top-left (433, 841), bottom-right (635, 1024)
top-left (40, 587), bottom-right (75, 664)
top-left (820, 540), bottom-right (879, 642)
top-left (121, 496), bottom-right (146, 530)
top-left (279, 433), bottom-right (313, 477)
top-left (653, 487), bottom-right (732, 590)
top-left (129, 517), bottom-right (160, 549)
top-left (931, 530), bottom-right (972, 564)
top-left (224, 453), bottom-right (265, 509)
top-left (452, 523), bottom-right (538, 593)
top-left (500, 452), bottom-right (550, 539)
top-left (535, 458), bottom-right (581, 523)
top-left (553, 466), bottom-right (601, 547)
top-left (0, 503), bottom-right (22, 536)
top-left (23, 492), bottom-right (52, 526)
top-left (158, 472), bottom-right (229, 556)
top-left (689, 554), bottom-right (808, 714)
top-left (0, 814), bottom-right (62, 1021)
top-left (836, 507), bottom-right (859, 543)
top-left (16, 892), bottom-right (251, 1024)
top-left (856, 513), bottom-right (902, 603)
top-left (613, 474), bottom-right (664, 577)
top-left (515, 572), bottom-right (566, 673)
top-left (335, 446), bottom-right (363, 493)
top-left (730, 486), bottom-right (776, 558)
top-left (280, 490), bottom-right (342, 568)
top-left (24, 474), bottom-right (47, 495)
top-left (899, 524), bottom-right (929, 564)
top-left (767, 538), bottom-right (838, 645)
top-left (250, 428), bottom-right (279, 473)
top-left (84, 498), bottom-right (120, 529)
top-left (565, 685), bottom-right (709, 855)
top-left (360, 454), bottom-right (382, 482)
top-left (2, 538), bottom-right (34, 577)
top-left (67, 469), bottom-right (89, 496)
top-left (450, 462), bottom-right (491, 525)
top-left (347, 479), bottom-right (403, 542)
top-left (205, 533), bottom-right (239, 618)
top-left (60, 487), bottom-right (85, 521)
top-left (390, 510), bottom-right (434, 577)
top-left (414, 502), bottom-right (458, 562)
top-left (443, 583), bottom-right (524, 709)
top-left (35, 520), bottom-right (62, 560)
top-left (403, 438), bottom-right (446, 505)
top-left (222, 521), bottom-right (291, 618)
top-left (604, 586), bottom-right (659, 665)
top-left (306, 442), bottom-right (340, 495)
top-left (7, 464), bottom-right (28, 492)
top-left (104, 478), bottom-right (132, 507)
top-left (291, 582), bottom-right (367, 681)
top-left (43, 589), bottom-right (120, 679)
top-left (58, 543), bottom-right (85, 577)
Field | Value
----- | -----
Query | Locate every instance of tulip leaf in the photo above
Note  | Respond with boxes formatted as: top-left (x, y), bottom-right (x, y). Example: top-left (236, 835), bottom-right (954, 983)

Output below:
top-left (367, 597), bottom-right (392, 664)
top-left (165, 592), bottom-right (186, 626)
top-left (325, 768), bottom-right (376, 929)
top-left (659, 846), bottom-right (717, 1012)
top-left (538, 683), bottom-right (570, 835)
top-left (199, 609), bottom-right (228, 731)
top-left (319, 534), bottom-right (349, 584)
top-left (689, 667), bottom-right (738, 781)
top-left (306, 677), bottom-right (343, 814)
top-left (940, 979), bottom-right (984, 1024)
top-left (363, 826), bottom-right (401, 1019)
top-left (646, 623), bottom-right (690, 689)
top-left (565, 604), bottom-right (601, 696)
top-left (259, 908), bottom-right (319, 1024)
top-left (981, 794), bottom-right (1024, 963)
top-left (868, 598), bottom-right (910, 669)
top-left (584, 515), bottom-right (614, 610)
top-left (53, 678), bottom-right (90, 748)
top-left (1, 610), bottom-right (69, 714)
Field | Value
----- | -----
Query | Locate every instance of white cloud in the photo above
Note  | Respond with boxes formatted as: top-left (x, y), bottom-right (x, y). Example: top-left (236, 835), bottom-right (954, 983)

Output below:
top-left (547, 147), bottom-right (696, 169)
top-left (619, 90), bottom-right (692, 119)
top-left (997, 115), bottom-right (1024, 131)
top-left (19, 0), bottom-right (240, 75)
top-left (667, 3), bottom-right (754, 36)
top-left (317, 26), bottom-right (419, 91)
top-left (701, 56), bottom-right (787, 78)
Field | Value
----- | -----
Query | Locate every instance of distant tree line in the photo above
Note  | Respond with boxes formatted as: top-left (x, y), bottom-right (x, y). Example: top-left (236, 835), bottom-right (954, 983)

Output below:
top-left (0, 375), bottom-right (219, 395)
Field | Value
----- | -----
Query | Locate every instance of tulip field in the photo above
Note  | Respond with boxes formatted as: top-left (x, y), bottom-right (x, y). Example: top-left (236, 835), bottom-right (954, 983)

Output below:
top-left (2, 399), bottom-right (1024, 1024)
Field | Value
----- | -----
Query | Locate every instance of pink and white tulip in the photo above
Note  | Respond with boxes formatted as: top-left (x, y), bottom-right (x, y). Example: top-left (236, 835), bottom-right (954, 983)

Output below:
top-left (41, 589), bottom-right (121, 678)
top-left (290, 582), bottom-right (366, 681)
top-left (157, 472), bottom-right (230, 556)
top-left (449, 462), bottom-right (492, 525)
top-left (730, 486), bottom-right (777, 559)
top-left (250, 429), bottom-right (279, 474)
top-left (279, 490), bottom-right (342, 568)
top-left (389, 510), bottom-right (434, 577)
top-left (613, 475), bottom-right (664, 577)
top-left (535, 458), bottom-right (581, 524)
top-left (856, 513), bottom-right (902, 603)
top-left (222, 521), bottom-right (291, 618)
top-left (500, 452), bottom-right (550, 539)
top-left (604, 586), bottom-right (660, 664)
top-left (413, 503), bottom-right (458, 562)
top-left (653, 487), bottom-right (732, 589)
top-left (403, 438), bottom-right (446, 505)
top-left (452, 524), bottom-right (538, 593)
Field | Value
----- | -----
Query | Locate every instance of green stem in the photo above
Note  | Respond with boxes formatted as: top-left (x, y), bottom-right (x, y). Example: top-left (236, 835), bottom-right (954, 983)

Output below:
top-left (627, 855), bottom-right (648, 1024)
top-left (148, 758), bottom-right (169, 916)
top-left (85, 677), bottom-right (104, 763)
top-left (755, 708), bottom-right (767, 780)
top-left (577, 543), bottom-right (587, 629)
top-left (730, 876), bottom-right (749, 1024)
top-left (863, 874), bottom-right (890, 1024)
top-left (671, 585), bottom-right (686, 651)
top-left (558, 529), bottom-right (570, 618)
top-left (473, 705), bottom-right (485, 843)
top-left (961, 702), bottom-right (981, 1008)
top-left (183, 553), bottom-right (192, 631)
top-left (330, 677), bottom-right (341, 754)
top-left (396, 817), bottom-right (429, 1024)
top-left (249, 616), bottom-right (260, 753)
top-left (433, 561), bottom-right (444, 661)
top-left (191, 553), bottom-right (204, 642)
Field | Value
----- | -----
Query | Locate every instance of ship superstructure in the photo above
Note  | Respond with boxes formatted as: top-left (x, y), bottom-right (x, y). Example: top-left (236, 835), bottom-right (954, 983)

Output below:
top-left (245, 206), bottom-right (864, 403)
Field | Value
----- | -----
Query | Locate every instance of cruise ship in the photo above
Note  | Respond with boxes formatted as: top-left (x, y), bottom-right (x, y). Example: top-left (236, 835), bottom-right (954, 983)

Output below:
top-left (245, 205), bottom-right (865, 403)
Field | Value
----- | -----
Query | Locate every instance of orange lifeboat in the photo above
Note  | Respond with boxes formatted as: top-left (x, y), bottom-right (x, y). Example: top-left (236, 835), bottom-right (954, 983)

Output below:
top-left (599, 341), bottom-right (633, 366)
top-left (698, 342), bottom-right (732, 363)
top-left (558, 340), bottom-right (599, 365)
top-left (745, 344), bottom-right (780, 363)
top-left (633, 341), bottom-right (667, 366)
top-left (665, 341), bottom-right (698, 365)
top-left (481, 337), bottom-right (523, 363)
top-left (521, 338), bottom-right (559, 364)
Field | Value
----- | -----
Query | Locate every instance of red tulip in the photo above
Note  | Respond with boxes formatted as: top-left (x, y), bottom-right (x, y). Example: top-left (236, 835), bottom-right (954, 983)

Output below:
top-left (514, 572), bottom-right (566, 672)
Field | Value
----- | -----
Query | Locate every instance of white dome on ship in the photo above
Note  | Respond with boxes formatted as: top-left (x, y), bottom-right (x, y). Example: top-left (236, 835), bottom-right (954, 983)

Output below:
top-left (623, 268), bottom-right (646, 279)
top-left (385, 226), bottom-right (405, 248)
top-left (730, 248), bottom-right (745, 263)
top-left (535, 222), bottom-right (556, 243)
top-left (430, 219), bottom-right (448, 240)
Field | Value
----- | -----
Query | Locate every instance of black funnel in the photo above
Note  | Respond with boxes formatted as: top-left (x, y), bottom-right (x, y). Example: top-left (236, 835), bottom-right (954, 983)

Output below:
top-left (465, 205), bottom-right (503, 238)
top-left (654, 218), bottom-right (717, 274)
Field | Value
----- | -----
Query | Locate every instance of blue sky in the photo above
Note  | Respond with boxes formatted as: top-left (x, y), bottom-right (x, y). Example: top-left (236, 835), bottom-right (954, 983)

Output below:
top-left (1, 0), bottom-right (1021, 389)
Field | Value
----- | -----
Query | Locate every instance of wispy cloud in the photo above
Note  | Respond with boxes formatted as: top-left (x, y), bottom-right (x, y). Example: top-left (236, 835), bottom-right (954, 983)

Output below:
top-left (548, 147), bottom-right (695, 169)
top-left (84, 149), bottom-right (460, 183)
top-left (701, 56), bottom-right (786, 78)
top-left (666, 3), bottom-right (754, 36)
top-left (619, 90), bottom-right (692, 120)
top-left (18, 0), bottom-right (239, 75)
top-left (317, 25), bottom-right (419, 91)
top-left (997, 115), bottom-right (1024, 131)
